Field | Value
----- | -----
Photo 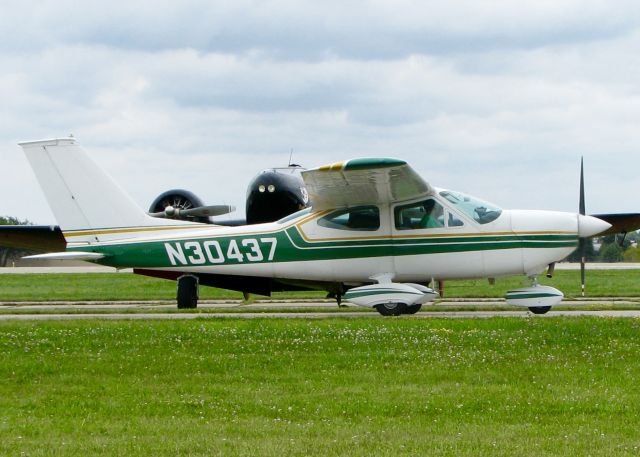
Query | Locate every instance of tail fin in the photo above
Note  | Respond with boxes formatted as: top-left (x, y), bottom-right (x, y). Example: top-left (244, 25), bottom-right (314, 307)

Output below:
top-left (19, 138), bottom-right (195, 243)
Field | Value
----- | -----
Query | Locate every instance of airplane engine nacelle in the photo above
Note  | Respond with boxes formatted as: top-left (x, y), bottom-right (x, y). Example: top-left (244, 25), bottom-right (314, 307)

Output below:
top-left (246, 168), bottom-right (309, 224)
top-left (344, 283), bottom-right (438, 308)
top-left (149, 189), bottom-right (208, 223)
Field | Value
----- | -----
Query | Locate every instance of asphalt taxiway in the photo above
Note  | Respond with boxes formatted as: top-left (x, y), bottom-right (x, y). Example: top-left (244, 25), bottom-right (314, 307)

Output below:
top-left (1, 299), bottom-right (639, 320)
top-left (2, 310), bottom-right (640, 320)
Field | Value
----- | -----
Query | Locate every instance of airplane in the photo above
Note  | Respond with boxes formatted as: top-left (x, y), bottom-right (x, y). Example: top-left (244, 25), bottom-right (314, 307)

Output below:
top-left (15, 137), bottom-right (640, 315)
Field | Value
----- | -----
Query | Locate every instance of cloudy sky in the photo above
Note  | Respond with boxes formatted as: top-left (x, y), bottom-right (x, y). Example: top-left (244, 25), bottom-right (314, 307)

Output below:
top-left (1, 0), bottom-right (639, 223)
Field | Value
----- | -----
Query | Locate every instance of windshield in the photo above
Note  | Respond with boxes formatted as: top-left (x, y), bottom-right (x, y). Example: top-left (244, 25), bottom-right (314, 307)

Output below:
top-left (439, 190), bottom-right (502, 224)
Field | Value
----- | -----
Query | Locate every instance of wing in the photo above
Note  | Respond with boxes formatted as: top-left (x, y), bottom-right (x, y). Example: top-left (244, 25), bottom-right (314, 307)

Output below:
top-left (302, 158), bottom-right (431, 210)
top-left (591, 213), bottom-right (640, 236)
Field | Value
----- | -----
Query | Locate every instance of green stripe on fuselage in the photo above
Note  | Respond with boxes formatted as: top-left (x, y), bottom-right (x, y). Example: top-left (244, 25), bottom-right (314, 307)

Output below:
top-left (70, 226), bottom-right (578, 269)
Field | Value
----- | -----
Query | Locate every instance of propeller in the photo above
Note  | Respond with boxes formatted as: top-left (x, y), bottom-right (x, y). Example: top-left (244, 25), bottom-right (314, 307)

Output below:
top-left (149, 204), bottom-right (235, 219)
top-left (579, 157), bottom-right (586, 297)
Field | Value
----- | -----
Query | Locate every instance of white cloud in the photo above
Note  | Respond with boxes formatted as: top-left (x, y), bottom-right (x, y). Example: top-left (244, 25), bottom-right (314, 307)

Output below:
top-left (1, 1), bottom-right (639, 224)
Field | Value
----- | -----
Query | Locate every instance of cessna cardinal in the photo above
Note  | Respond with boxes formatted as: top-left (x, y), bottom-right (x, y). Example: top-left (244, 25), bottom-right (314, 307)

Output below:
top-left (16, 138), bottom-right (637, 315)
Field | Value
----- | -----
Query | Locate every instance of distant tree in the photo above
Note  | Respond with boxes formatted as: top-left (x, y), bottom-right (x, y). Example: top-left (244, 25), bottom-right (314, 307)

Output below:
top-left (623, 246), bottom-right (640, 262)
top-left (599, 242), bottom-right (624, 262)
top-left (0, 216), bottom-right (33, 267)
top-left (565, 238), bottom-right (597, 262)
top-left (0, 216), bottom-right (27, 225)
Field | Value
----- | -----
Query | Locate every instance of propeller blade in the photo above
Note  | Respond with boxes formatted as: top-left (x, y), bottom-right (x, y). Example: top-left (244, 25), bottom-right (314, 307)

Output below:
top-left (580, 238), bottom-right (586, 297)
top-left (180, 205), bottom-right (236, 217)
top-left (579, 156), bottom-right (585, 216)
top-left (148, 205), bottom-right (235, 219)
top-left (578, 157), bottom-right (586, 296)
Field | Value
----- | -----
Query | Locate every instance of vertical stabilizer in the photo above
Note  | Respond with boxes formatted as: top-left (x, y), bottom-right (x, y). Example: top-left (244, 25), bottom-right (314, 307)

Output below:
top-left (19, 138), bottom-right (195, 242)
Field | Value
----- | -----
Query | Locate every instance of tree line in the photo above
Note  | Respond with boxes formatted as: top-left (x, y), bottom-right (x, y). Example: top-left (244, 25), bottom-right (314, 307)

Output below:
top-left (0, 216), bottom-right (33, 267)
top-left (566, 232), bottom-right (640, 263)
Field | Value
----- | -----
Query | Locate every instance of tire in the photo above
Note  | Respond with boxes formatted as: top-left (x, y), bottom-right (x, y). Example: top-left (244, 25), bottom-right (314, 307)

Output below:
top-left (404, 304), bottom-right (422, 314)
top-left (528, 306), bottom-right (551, 315)
top-left (177, 275), bottom-right (199, 309)
top-left (375, 302), bottom-right (407, 316)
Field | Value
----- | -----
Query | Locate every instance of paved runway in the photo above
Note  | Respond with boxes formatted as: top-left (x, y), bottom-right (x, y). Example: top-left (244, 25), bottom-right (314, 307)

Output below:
top-left (2, 310), bottom-right (640, 320)
top-left (1, 300), bottom-right (640, 320)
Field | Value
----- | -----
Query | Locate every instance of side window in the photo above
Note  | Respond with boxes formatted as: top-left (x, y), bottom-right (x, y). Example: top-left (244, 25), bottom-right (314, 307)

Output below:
top-left (447, 211), bottom-right (464, 227)
top-left (318, 206), bottom-right (380, 231)
top-left (395, 199), bottom-right (445, 230)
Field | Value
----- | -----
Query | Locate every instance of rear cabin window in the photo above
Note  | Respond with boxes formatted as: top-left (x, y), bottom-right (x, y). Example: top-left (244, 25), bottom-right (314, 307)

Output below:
top-left (317, 206), bottom-right (380, 231)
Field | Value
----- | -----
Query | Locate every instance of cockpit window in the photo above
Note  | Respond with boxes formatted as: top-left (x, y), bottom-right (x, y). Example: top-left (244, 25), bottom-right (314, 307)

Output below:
top-left (318, 206), bottom-right (380, 231)
top-left (439, 190), bottom-right (502, 224)
top-left (395, 199), bottom-right (446, 230)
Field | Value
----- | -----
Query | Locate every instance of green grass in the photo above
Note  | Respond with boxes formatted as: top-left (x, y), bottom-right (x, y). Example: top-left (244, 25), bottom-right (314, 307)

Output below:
top-left (449, 269), bottom-right (640, 298)
top-left (1, 269), bottom-right (640, 302)
top-left (1, 318), bottom-right (640, 456)
top-left (0, 273), bottom-right (324, 302)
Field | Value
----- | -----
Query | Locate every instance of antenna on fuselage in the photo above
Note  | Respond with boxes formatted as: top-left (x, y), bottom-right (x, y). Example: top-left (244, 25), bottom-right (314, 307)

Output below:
top-left (288, 148), bottom-right (301, 168)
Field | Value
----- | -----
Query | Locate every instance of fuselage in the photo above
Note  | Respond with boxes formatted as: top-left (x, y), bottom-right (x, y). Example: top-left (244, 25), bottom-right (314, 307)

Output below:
top-left (67, 188), bottom-right (601, 285)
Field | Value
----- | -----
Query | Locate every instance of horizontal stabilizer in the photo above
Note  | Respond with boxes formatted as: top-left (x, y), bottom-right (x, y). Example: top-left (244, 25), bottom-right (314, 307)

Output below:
top-left (22, 251), bottom-right (105, 261)
top-left (0, 225), bottom-right (66, 252)
top-left (591, 213), bottom-right (640, 236)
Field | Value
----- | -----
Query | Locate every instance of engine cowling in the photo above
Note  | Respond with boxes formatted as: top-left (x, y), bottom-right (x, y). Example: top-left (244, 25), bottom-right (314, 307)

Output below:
top-left (149, 189), bottom-right (208, 223)
top-left (246, 168), bottom-right (309, 224)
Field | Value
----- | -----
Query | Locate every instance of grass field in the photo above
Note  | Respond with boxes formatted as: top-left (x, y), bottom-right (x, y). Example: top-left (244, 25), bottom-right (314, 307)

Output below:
top-left (1, 318), bottom-right (639, 456)
top-left (1, 269), bottom-right (640, 302)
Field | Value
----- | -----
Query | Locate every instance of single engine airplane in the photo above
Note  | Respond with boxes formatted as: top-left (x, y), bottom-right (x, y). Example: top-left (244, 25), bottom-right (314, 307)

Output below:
top-left (16, 138), bottom-right (638, 315)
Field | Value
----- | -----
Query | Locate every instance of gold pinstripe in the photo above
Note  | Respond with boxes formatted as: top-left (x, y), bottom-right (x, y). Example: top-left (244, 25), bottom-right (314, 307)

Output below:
top-left (63, 225), bottom-right (214, 237)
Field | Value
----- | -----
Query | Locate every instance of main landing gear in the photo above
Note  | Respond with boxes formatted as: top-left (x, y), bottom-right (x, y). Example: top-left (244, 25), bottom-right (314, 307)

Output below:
top-left (528, 305), bottom-right (551, 315)
top-left (374, 303), bottom-right (422, 316)
top-left (177, 275), bottom-right (199, 309)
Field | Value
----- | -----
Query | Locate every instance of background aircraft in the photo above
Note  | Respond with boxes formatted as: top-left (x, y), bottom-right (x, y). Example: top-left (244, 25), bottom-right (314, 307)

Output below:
top-left (15, 138), bottom-right (640, 315)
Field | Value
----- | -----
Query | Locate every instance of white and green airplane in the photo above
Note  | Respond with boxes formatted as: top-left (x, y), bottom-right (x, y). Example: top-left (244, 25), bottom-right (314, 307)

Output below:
top-left (19, 138), bottom-right (620, 315)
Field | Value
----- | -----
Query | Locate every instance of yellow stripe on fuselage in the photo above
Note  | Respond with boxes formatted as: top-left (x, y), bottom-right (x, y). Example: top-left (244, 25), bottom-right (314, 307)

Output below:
top-left (63, 225), bottom-right (215, 237)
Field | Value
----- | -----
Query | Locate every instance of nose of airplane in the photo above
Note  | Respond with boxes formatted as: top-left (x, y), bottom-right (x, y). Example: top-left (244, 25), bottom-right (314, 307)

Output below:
top-left (578, 215), bottom-right (611, 238)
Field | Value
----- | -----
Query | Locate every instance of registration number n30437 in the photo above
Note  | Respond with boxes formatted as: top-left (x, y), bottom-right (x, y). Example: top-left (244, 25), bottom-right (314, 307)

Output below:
top-left (164, 237), bottom-right (277, 266)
